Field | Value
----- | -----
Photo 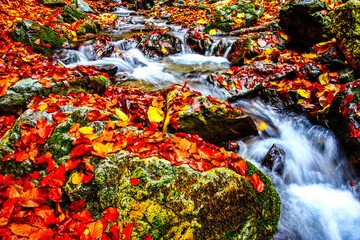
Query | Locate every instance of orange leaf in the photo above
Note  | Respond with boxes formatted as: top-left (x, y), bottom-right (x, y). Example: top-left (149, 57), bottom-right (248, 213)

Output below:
top-left (10, 222), bottom-right (40, 237)
top-left (34, 39), bottom-right (41, 45)
top-left (102, 207), bottom-right (119, 222)
top-left (233, 160), bottom-right (247, 176)
top-left (88, 220), bottom-right (104, 239)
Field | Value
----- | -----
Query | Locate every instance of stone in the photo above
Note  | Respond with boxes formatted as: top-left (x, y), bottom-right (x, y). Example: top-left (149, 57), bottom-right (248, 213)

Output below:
top-left (279, 0), bottom-right (332, 49)
top-left (12, 20), bottom-right (67, 54)
top-left (133, 31), bottom-right (182, 59)
top-left (96, 64), bottom-right (118, 77)
top-left (0, 76), bottom-right (110, 115)
top-left (76, 19), bottom-right (98, 36)
top-left (60, 5), bottom-right (87, 23)
top-left (38, 0), bottom-right (66, 7)
top-left (204, 0), bottom-right (264, 33)
top-left (163, 86), bottom-right (258, 143)
top-left (332, 0), bottom-right (360, 70)
top-left (65, 151), bottom-right (280, 239)
top-left (71, 0), bottom-right (94, 13)
top-left (261, 144), bottom-right (285, 175)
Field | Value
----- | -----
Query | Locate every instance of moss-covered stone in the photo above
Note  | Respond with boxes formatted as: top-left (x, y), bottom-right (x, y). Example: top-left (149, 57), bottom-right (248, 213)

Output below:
top-left (38, 0), bottom-right (66, 7)
top-left (12, 20), bottom-right (67, 54)
top-left (163, 86), bottom-right (258, 143)
top-left (279, 0), bottom-right (332, 49)
top-left (204, 0), bottom-right (264, 33)
top-left (332, 0), bottom-right (360, 70)
top-left (60, 5), bottom-right (88, 23)
top-left (76, 20), bottom-right (98, 36)
top-left (64, 151), bottom-right (280, 240)
top-left (0, 76), bottom-right (110, 115)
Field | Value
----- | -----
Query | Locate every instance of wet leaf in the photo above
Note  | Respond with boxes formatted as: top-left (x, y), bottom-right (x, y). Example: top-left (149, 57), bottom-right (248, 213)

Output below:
top-left (148, 106), bottom-right (164, 122)
top-left (115, 108), bottom-right (129, 121)
top-left (79, 127), bottom-right (94, 135)
top-left (297, 89), bottom-right (311, 99)
top-left (130, 177), bottom-right (140, 186)
top-left (102, 207), bottom-right (119, 222)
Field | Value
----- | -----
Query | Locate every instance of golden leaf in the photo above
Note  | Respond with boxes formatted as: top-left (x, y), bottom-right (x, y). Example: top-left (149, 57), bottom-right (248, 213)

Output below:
top-left (115, 108), bottom-right (129, 121)
top-left (79, 127), bottom-right (94, 135)
top-left (297, 89), bottom-right (311, 99)
top-left (148, 106), bottom-right (165, 122)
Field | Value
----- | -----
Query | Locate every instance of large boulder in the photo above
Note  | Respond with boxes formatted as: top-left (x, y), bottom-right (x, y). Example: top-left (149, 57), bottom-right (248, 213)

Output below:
top-left (163, 85), bottom-right (258, 143)
top-left (71, 0), bottom-right (94, 13)
top-left (332, 0), bottom-right (360, 71)
top-left (60, 5), bottom-right (88, 23)
top-left (279, 0), bottom-right (332, 49)
top-left (12, 20), bottom-right (67, 54)
top-left (65, 152), bottom-right (281, 239)
top-left (76, 19), bottom-right (98, 36)
top-left (204, 0), bottom-right (264, 33)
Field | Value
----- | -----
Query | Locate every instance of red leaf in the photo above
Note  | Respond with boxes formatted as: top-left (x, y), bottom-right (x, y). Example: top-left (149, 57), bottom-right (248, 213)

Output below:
top-left (48, 187), bottom-right (62, 202)
top-left (233, 160), bottom-right (247, 176)
top-left (88, 220), bottom-right (104, 239)
top-left (102, 207), bottom-right (119, 222)
top-left (250, 173), bottom-right (265, 193)
top-left (52, 112), bottom-right (70, 124)
top-left (130, 178), bottom-right (140, 186)
top-left (121, 222), bottom-right (135, 240)
top-left (343, 94), bottom-right (353, 105)
top-left (143, 235), bottom-right (152, 240)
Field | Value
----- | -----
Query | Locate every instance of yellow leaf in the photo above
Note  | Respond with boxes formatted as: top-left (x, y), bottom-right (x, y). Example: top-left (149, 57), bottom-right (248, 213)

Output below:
top-left (318, 72), bottom-right (329, 85)
top-left (161, 48), bottom-right (168, 54)
top-left (257, 122), bottom-right (267, 131)
top-left (115, 108), bottom-right (129, 121)
top-left (22, 57), bottom-right (30, 62)
top-left (148, 106), bottom-right (164, 122)
top-left (280, 32), bottom-right (289, 40)
top-left (297, 89), bottom-right (311, 99)
top-left (85, 134), bottom-right (99, 140)
top-left (302, 53), bottom-right (318, 59)
top-left (209, 29), bottom-right (217, 35)
top-left (38, 103), bottom-right (47, 111)
top-left (79, 126), bottom-right (94, 135)
top-left (234, 18), bottom-right (244, 24)
top-left (70, 31), bottom-right (77, 37)
top-left (71, 172), bottom-right (84, 185)
top-left (197, 19), bottom-right (207, 24)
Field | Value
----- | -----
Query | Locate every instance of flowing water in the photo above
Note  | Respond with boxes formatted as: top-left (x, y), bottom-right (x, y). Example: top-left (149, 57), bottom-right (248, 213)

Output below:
top-left (54, 15), bottom-right (360, 239)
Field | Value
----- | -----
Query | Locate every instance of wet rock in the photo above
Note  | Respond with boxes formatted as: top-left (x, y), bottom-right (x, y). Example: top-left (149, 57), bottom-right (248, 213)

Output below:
top-left (133, 31), bottom-right (182, 59)
top-left (0, 76), bottom-right (110, 115)
top-left (60, 5), bottom-right (87, 23)
top-left (96, 64), bottom-right (118, 77)
top-left (261, 144), bottom-right (285, 175)
top-left (125, 0), bottom-right (154, 10)
top-left (204, 0), bottom-right (264, 33)
top-left (38, 0), bottom-right (66, 7)
top-left (163, 86), bottom-right (258, 143)
top-left (300, 63), bottom-right (323, 82)
top-left (76, 19), bottom-right (97, 36)
top-left (279, 0), bottom-right (332, 49)
top-left (332, 0), bottom-right (360, 71)
top-left (217, 141), bottom-right (240, 152)
top-left (65, 151), bottom-right (280, 239)
top-left (71, 0), bottom-right (94, 13)
top-left (12, 20), bottom-right (67, 54)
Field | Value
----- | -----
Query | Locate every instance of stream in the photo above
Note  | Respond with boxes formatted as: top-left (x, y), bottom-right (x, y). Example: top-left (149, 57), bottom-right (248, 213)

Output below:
top-left (55, 11), bottom-right (360, 240)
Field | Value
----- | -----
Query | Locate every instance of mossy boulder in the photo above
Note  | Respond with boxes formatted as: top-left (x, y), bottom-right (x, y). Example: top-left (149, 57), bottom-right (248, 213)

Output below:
top-left (12, 20), bottom-right (67, 54)
top-left (204, 0), bottom-right (264, 33)
top-left (65, 151), bottom-right (280, 239)
top-left (71, 0), bottom-right (94, 13)
top-left (279, 0), bottom-right (332, 49)
top-left (163, 86), bottom-right (258, 143)
top-left (60, 5), bottom-right (88, 23)
top-left (38, 0), bottom-right (66, 7)
top-left (76, 19), bottom-right (98, 36)
top-left (332, 0), bottom-right (360, 71)
top-left (0, 76), bottom-right (110, 115)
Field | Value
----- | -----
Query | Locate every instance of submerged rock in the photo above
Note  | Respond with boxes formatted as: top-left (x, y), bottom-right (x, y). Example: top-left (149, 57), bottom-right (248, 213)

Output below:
top-left (261, 144), bottom-right (285, 175)
top-left (12, 20), bottom-right (67, 54)
top-left (163, 86), bottom-right (258, 143)
top-left (279, 0), bottom-right (332, 49)
top-left (332, 0), bottom-right (360, 71)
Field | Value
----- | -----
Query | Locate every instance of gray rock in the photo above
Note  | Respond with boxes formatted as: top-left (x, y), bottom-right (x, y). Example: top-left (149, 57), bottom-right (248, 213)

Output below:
top-left (261, 144), bottom-right (285, 175)
top-left (71, 0), bottom-right (94, 13)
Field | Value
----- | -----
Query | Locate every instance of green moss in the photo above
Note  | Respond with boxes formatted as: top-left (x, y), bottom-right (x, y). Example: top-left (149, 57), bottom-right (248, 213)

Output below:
top-left (61, 6), bottom-right (87, 23)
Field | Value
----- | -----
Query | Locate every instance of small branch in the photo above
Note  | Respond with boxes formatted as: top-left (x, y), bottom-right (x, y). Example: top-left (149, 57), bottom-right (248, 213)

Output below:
top-left (216, 21), bottom-right (279, 37)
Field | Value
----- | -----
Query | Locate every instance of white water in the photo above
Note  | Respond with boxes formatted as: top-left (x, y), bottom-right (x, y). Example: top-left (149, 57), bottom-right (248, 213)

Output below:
top-left (55, 38), bottom-right (360, 239)
top-left (235, 100), bottom-right (360, 240)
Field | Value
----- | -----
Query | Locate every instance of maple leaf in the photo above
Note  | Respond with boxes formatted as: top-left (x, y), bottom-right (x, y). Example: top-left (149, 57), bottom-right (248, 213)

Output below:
top-left (130, 178), bottom-right (140, 186)
top-left (122, 222), bottom-right (135, 240)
